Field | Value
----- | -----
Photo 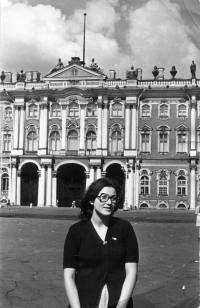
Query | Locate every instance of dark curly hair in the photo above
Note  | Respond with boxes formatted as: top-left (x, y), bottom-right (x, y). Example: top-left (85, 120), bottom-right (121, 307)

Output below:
top-left (79, 178), bottom-right (121, 221)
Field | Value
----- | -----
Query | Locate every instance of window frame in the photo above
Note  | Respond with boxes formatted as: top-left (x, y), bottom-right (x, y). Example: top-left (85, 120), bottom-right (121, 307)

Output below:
top-left (50, 103), bottom-right (61, 118)
top-left (4, 106), bottom-right (12, 120)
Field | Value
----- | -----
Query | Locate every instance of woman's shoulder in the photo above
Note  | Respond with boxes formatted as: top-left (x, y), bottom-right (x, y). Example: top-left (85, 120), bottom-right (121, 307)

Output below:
top-left (69, 220), bottom-right (90, 232)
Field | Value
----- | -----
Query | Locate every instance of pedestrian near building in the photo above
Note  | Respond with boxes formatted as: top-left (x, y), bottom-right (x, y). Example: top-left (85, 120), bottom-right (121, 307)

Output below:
top-left (63, 178), bottom-right (139, 308)
top-left (71, 200), bottom-right (76, 208)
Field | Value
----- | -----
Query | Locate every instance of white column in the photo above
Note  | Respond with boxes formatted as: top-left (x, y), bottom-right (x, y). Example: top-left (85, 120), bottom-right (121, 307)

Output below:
top-left (61, 104), bottom-right (67, 152)
top-left (123, 169), bottom-right (128, 210)
top-left (96, 165), bottom-right (102, 179)
top-left (79, 103), bottom-right (86, 155)
top-left (135, 161), bottom-right (140, 208)
top-left (89, 165), bottom-right (95, 184)
top-left (37, 164), bottom-right (45, 207)
top-left (52, 171), bottom-right (57, 207)
top-left (131, 104), bottom-right (137, 149)
top-left (129, 165), bottom-right (134, 209)
top-left (43, 104), bottom-right (48, 153)
top-left (11, 162), bottom-right (17, 205)
top-left (190, 99), bottom-right (196, 150)
top-left (17, 171), bottom-right (21, 206)
top-left (125, 104), bottom-right (131, 150)
top-left (19, 106), bottom-right (25, 154)
top-left (46, 164), bottom-right (52, 207)
top-left (190, 165), bottom-right (196, 210)
top-left (96, 99), bottom-right (102, 155)
top-left (13, 106), bottom-right (19, 150)
top-left (8, 164), bottom-right (12, 200)
top-left (102, 101), bottom-right (108, 155)
top-left (39, 105), bottom-right (44, 150)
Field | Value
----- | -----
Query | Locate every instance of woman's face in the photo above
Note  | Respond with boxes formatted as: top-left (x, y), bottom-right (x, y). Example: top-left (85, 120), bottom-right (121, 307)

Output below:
top-left (92, 186), bottom-right (117, 217)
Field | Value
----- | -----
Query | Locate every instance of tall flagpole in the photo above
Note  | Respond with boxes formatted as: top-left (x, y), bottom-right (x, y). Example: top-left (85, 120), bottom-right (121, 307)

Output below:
top-left (83, 13), bottom-right (87, 66)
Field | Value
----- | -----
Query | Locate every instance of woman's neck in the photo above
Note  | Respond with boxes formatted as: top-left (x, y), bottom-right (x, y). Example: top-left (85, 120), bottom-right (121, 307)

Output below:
top-left (91, 210), bottom-right (110, 227)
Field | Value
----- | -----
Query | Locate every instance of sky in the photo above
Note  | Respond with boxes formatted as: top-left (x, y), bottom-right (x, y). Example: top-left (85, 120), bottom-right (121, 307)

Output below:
top-left (1, 0), bottom-right (200, 80)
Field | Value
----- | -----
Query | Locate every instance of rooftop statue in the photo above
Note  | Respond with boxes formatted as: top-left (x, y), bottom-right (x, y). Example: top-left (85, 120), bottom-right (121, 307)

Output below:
top-left (126, 65), bottom-right (138, 80)
top-left (0, 71), bottom-right (6, 83)
top-left (16, 69), bottom-right (26, 82)
top-left (190, 60), bottom-right (196, 79)
top-left (49, 58), bottom-right (64, 74)
top-left (152, 66), bottom-right (159, 79)
top-left (90, 58), bottom-right (104, 74)
top-left (170, 66), bottom-right (177, 79)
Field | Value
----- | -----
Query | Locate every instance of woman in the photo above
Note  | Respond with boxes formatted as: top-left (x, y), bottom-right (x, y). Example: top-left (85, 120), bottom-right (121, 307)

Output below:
top-left (63, 178), bottom-right (139, 308)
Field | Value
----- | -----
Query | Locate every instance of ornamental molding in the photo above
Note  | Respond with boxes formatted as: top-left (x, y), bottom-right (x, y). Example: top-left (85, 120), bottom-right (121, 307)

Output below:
top-left (160, 99), bottom-right (169, 105)
top-left (174, 169), bottom-right (189, 176)
top-left (139, 168), bottom-right (153, 176)
top-left (85, 124), bottom-right (96, 134)
top-left (174, 124), bottom-right (189, 132)
top-left (155, 169), bottom-right (171, 179)
top-left (68, 95), bottom-right (78, 102)
top-left (113, 97), bottom-right (122, 104)
top-left (156, 125), bottom-right (171, 132)
top-left (1, 124), bottom-right (13, 132)
top-left (139, 124), bottom-right (153, 132)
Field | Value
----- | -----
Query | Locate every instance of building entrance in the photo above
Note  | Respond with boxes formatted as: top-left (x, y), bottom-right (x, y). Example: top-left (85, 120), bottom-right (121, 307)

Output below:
top-left (57, 164), bottom-right (86, 207)
top-left (106, 163), bottom-right (125, 209)
top-left (21, 163), bottom-right (39, 206)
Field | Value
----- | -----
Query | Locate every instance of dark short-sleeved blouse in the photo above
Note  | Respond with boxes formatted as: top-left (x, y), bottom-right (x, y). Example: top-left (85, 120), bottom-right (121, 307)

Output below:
top-left (63, 217), bottom-right (139, 308)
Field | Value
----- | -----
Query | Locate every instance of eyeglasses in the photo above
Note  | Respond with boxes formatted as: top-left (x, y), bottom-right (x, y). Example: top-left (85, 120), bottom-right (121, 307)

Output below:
top-left (96, 193), bottom-right (118, 204)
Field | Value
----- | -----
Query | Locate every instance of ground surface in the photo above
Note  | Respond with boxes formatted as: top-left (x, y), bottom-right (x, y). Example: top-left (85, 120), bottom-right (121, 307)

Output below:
top-left (0, 207), bottom-right (199, 308)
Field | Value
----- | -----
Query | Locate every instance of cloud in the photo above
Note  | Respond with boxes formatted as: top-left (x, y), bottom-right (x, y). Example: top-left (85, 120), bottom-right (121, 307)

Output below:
top-left (126, 0), bottom-right (200, 78)
top-left (1, 0), bottom-right (125, 79)
top-left (1, 0), bottom-right (200, 80)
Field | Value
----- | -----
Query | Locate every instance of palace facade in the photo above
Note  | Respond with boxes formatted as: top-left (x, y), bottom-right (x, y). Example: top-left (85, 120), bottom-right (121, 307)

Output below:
top-left (0, 57), bottom-right (199, 210)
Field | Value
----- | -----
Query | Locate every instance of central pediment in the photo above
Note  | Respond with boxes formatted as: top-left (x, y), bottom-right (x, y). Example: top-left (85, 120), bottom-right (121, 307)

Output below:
top-left (43, 64), bottom-right (106, 82)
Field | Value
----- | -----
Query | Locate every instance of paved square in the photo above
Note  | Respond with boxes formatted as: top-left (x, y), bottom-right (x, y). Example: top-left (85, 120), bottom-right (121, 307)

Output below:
top-left (0, 208), bottom-right (199, 308)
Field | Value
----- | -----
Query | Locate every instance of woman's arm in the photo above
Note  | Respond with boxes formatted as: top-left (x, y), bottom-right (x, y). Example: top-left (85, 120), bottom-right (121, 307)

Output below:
top-left (116, 262), bottom-right (138, 308)
top-left (64, 268), bottom-right (81, 308)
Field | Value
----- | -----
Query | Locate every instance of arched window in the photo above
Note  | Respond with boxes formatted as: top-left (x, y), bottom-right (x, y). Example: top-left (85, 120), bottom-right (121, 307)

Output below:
top-left (69, 102), bottom-right (79, 118)
top-left (1, 173), bottom-right (9, 192)
top-left (112, 103), bottom-right (122, 117)
top-left (51, 103), bottom-right (61, 117)
top-left (68, 130), bottom-right (78, 151)
top-left (50, 132), bottom-right (60, 151)
top-left (178, 104), bottom-right (187, 117)
top-left (3, 134), bottom-right (11, 152)
top-left (111, 131), bottom-right (122, 152)
top-left (4, 107), bottom-right (12, 119)
top-left (159, 104), bottom-right (169, 118)
top-left (28, 104), bottom-right (38, 118)
top-left (27, 131), bottom-right (37, 151)
top-left (86, 131), bottom-right (96, 154)
top-left (141, 105), bottom-right (150, 117)
top-left (87, 103), bottom-right (97, 117)
top-left (140, 175), bottom-right (149, 195)
top-left (177, 175), bottom-right (187, 195)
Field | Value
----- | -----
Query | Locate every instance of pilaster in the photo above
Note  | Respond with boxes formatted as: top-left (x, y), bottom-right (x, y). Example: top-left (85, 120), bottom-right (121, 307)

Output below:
top-left (18, 105), bottom-right (25, 155)
top-left (79, 102), bottom-right (86, 155)
top-left (190, 97), bottom-right (197, 152)
top-left (96, 97), bottom-right (102, 155)
top-left (11, 160), bottom-right (17, 205)
top-left (17, 170), bottom-right (21, 206)
top-left (61, 104), bottom-right (67, 154)
top-left (37, 164), bottom-right (45, 206)
top-left (190, 162), bottom-right (196, 210)
top-left (124, 103), bottom-right (131, 151)
top-left (102, 100), bottom-right (109, 156)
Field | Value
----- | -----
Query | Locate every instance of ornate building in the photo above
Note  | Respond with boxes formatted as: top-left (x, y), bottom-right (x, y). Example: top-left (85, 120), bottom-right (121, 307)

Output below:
top-left (0, 57), bottom-right (199, 210)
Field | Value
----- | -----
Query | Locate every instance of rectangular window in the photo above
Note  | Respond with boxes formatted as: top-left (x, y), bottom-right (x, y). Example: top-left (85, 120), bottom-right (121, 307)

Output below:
top-left (3, 135), bottom-right (11, 152)
top-left (141, 134), bottom-right (150, 152)
top-left (178, 134), bottom-right (187, 152)
top-left (68, 137), bottom-right (78, 150)
top-left (159, 133), bottom-right (168, 152)
top-left (159, 179), bottom-right (168, 195)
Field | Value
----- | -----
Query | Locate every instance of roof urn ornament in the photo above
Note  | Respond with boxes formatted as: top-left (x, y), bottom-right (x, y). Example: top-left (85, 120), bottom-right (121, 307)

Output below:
top-left (170, 66), bottom-right (177, 79)
top-left (190, 60), bottom-right (196, 79)
top-left (16, 69), bottom-right (26, 82)
top-left (126, 65), bottom-right (138, 80)
top-left (152, 66), bottom-right (159, 79)
top-left (0, 71), bottom-right (6, 83)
